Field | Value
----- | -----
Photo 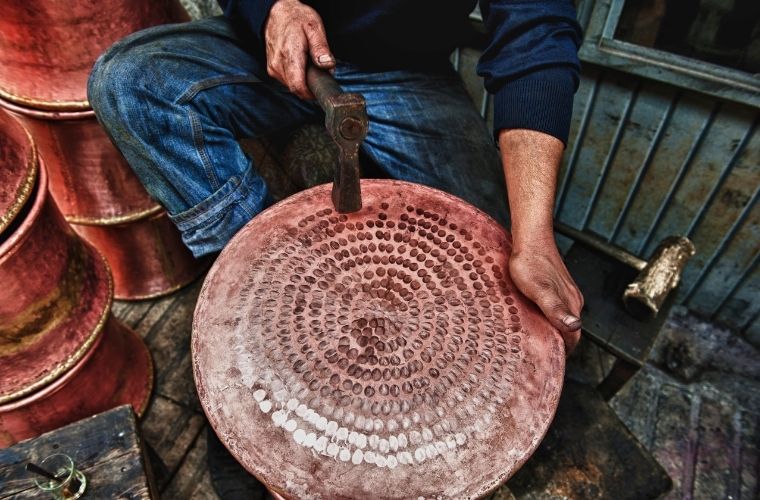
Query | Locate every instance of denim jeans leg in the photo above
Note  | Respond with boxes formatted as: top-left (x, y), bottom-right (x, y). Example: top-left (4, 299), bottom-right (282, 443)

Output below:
top-left (336, 65), bottom-right (509, 227)
top-left (88, 16), bottom-right (319, 256)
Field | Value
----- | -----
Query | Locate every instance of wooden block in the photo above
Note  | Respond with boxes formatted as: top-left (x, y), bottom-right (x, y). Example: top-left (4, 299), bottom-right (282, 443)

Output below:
top-left (0, 405), bottom-right (155, 499)
top-left (507, 381), bottom-right (671, 499)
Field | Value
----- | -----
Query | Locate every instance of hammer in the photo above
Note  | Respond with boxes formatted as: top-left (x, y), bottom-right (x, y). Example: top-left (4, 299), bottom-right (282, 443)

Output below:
top-left (555, 222), bottom-right (696, 320)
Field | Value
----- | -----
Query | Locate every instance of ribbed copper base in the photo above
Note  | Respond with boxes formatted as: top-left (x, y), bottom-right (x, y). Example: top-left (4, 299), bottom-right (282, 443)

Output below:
top-left (73, 212), bottom-right (208, 300)
top-left (0, 317), bottom-right (153, 447)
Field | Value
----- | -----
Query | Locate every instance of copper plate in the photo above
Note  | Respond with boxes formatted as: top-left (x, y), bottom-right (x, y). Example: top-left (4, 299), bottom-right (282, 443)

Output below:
top-left (193, 180), bottom-right (564, 499)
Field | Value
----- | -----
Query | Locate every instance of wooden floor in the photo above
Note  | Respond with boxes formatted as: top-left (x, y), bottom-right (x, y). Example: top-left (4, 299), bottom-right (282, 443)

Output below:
top-left (112, 277), bottom-right (760, 499)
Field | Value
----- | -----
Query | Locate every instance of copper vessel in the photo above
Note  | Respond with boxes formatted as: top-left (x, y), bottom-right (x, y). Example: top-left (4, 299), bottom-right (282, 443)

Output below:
top-left (0, 124), bottom-right (110, 405)
top-left (0, 99), bottom-right (160, 225)
top-left (0, 316), bottom-right (153, 447)
top-left (193, 181), bottom-right (565, 499)
top-left (73, 212), bottom-right (207, 300)
top-left (0, 0), bottom-right (187, 111)
top-left (0, 99), bottom-right (206, 300)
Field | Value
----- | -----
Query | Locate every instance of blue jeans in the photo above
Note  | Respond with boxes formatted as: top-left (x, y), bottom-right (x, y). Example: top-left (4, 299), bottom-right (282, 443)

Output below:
top-left (89, 16), bottom-right (507, 257)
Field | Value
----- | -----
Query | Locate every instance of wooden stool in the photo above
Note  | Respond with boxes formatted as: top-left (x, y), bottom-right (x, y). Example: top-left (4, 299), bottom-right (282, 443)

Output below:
top-left (0, 405), bottom-right (157, 499)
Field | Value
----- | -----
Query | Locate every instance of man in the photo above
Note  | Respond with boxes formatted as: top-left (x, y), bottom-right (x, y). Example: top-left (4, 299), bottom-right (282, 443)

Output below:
top-left (88, 0), bottom-right (584, 350)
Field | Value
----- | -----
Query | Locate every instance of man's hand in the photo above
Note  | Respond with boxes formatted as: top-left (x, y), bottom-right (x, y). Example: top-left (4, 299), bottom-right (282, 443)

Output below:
top-left (264, 0), bottom-right (335, 99)
top-left (499, 129), bottom-right (583, 353)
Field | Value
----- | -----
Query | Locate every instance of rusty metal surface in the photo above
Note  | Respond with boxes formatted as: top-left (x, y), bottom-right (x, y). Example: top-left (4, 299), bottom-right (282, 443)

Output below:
top-left (0, 0), bottom-right (186, 111)
top-left (193, 180), bottom-right (565, 499)
top-left (0, 316), bottom-right (154, 447)
top-left (73, 211), bottom-right (207, 300)
top-left (0, 98), bottom-right (161, 224)
top-left (0, 163), bottom-right (111, 405)
top-left (0, 109), bottom-right (37, 237)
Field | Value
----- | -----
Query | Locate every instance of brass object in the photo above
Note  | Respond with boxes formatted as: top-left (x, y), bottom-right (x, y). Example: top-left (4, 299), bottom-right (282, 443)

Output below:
top-left (623, 236), bottom-right (696, 320)
top-left (554, 222), bottom-right (695, 319)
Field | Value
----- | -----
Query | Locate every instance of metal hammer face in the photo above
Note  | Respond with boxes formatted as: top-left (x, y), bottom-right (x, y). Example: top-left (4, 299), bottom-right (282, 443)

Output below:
top-left (623, 236), bottom-right (696, 320)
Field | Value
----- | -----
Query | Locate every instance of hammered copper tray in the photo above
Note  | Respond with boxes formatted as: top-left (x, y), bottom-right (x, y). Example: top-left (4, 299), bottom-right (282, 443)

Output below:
top-left (193, 180), bottom-right (564, 499)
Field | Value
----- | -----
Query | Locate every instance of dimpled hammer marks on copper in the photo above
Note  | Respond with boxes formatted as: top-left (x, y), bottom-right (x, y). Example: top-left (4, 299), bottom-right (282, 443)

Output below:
top-left (193, 180), bottom-right (565, 500)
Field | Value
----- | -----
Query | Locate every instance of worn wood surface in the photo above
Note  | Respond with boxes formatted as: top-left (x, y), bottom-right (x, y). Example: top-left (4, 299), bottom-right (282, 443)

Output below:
top-left (0, 405), bottom-right (153, 499)
top-left (505, 381), bottom-right (672, 499)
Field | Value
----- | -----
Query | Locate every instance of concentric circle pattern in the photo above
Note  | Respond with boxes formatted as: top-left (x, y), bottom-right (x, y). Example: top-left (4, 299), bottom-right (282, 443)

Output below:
top-left (193, 180), bottom-right (564, 499)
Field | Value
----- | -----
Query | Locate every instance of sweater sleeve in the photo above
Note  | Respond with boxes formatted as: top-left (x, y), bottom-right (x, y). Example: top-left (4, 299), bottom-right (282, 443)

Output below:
top-left (216, 0), bottom-right (277, 41)
top-left (476, 0), bottom-right (582, 144)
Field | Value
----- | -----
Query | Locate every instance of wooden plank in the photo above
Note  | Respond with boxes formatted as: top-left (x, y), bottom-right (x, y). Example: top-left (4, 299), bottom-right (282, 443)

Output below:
top-left (586, 80), bottom-right (676, 240)
top-left (648, 384), bottom-right (694, 499)
top-left (642, 103), bottom-right (754, 256)
top-left (716, 261), bottom-right (760, 338)
top-left (739, 410), bottom-right (759, 500)
top-left (144, 280), bottom-right (204, 410)
top-left (677, 119), bottom-right (760, 304)
top-left (161, 427), bottom-right (220, 499)
top-left (0, 406), bottom-right (152, 499)
top-left (613, 92), bottom-right (714, 252)
top-left (692, 396), bottom-right (735, 498)
top-left (687, 200), bottom-right (760, 319)
top-left (140, 395), bottom-right (206, 490)
top-left (610, 367), bottom-right (661, 447)
top-left (557, 66), bottom-right (602, 214)
top-left (556, 71), bottom-right (638, 228)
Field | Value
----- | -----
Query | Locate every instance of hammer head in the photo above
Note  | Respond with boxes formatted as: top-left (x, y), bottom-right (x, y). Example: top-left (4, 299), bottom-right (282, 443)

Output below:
top-left (623, 236), bottom-right (696, 320)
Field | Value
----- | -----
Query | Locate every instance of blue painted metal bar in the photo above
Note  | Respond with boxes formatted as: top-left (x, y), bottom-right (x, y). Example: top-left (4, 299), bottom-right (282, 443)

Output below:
top-left (580, 81), bottom-right (641, 230)
top-left (610, 94), bottom-right (678, 243)
top-left (555, 73), bottom-right (601, 216)
top-left (711, 251), bottom-right (760, 321)
top-left (684, 119), bottom-right (756, 240)
top-left (637, 103), bottom-right (720, 255)
top-left (684, 179), bottom-right (760, 304)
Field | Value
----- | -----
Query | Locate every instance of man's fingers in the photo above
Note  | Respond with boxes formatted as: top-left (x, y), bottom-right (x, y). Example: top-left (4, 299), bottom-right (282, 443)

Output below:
top-left (284, 44), bottom-right (311, 99)
top-left (303, 21), bottom-right (334, 68)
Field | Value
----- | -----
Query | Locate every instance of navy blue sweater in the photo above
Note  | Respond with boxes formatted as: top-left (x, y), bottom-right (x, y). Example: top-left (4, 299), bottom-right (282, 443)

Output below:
top-left (216, 0), bottom-right (581, 144)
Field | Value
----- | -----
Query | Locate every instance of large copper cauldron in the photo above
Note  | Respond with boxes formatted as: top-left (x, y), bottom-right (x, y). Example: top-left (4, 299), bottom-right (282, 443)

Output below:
top-left (0, 0), bottom-right (187, 111)
top-left (0, 113), bottom-right (152, 447)
top-left (192, 70), bottom-right (564, 498)
top-left (0, 98), bottom-right (205, 300)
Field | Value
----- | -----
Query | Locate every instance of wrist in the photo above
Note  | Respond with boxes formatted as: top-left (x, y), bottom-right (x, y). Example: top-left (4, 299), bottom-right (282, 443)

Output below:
top-left (510, 225), bottom-right (558, 254)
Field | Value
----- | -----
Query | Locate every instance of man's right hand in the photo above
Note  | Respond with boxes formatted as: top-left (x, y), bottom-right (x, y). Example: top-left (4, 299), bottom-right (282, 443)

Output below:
top-left (264, 0), bottom-right (335, 100)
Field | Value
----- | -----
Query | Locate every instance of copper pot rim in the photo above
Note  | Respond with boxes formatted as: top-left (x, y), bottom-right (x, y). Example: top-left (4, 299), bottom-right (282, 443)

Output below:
top-left (0, 114), bottom-right (38, 237)
top-left (0, 88), bottom-right (91, 113)
top-left (0, 95), bottom-right (95, 120)
top-left (0, 154), bottom-right (45, 264)
top-left (0, 318), bottom-right (153, 417)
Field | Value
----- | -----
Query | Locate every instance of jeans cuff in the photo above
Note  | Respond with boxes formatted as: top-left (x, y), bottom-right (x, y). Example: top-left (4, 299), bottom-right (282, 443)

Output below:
top-left (169, 166), bottom-right (268, 256)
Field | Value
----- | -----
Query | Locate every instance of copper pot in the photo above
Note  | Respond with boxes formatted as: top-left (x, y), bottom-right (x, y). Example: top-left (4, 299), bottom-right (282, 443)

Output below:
top-left (73, 212), bottom-right (207, 300)
top-left (0, 99), bottom-right (160, 225)
top-left (0, 136), bottom-right (111, 406)
top-left (0, 99), bottom-right (206, 300)
top-left (0, 0), bottom-right (188, 111)
top-left (0, 316), bottom-right (153, 447)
